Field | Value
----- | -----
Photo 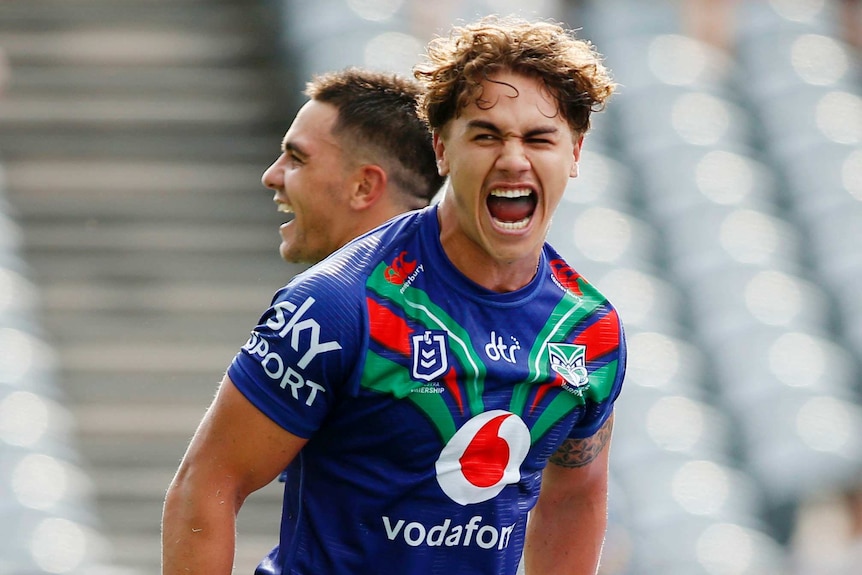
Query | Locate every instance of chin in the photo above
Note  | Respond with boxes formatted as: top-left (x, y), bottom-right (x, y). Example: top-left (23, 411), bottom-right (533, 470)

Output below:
top-left (279, 243), bottom-right (295, 263)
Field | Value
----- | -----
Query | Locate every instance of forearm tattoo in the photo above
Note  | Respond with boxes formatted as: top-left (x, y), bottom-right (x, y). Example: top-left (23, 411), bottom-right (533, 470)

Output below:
top-left (548, 414), bottom-right (614, 468)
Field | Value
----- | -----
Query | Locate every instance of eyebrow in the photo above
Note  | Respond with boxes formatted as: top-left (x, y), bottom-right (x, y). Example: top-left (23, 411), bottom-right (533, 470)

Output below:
top-left (281, 137), bottom-right (307, 158)
top-left (465, 119), bottom-right (560, 139)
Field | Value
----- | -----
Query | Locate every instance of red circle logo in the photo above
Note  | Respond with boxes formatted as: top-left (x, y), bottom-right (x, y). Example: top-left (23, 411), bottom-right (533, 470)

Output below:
top-left (435, 410), bottom-right (530, 505)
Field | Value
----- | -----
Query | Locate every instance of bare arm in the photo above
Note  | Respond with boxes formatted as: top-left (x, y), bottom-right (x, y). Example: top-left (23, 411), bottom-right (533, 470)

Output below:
top-left (161, 374), bottom-right (307, 575)
top-left (523, 413), bottom-right (614, 575)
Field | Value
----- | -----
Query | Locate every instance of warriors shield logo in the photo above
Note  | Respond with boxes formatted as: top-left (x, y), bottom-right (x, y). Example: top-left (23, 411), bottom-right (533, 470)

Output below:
top-left (548, 343), bottom-right (589, 389)
top-left (412, 330), bottom-right (449, 381)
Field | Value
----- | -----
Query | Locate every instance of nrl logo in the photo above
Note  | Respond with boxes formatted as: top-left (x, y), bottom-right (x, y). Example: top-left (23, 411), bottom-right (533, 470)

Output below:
top-left (548, 343), bottom-right (589, 390)
top-left (412, 330), bottom-right (449, 382)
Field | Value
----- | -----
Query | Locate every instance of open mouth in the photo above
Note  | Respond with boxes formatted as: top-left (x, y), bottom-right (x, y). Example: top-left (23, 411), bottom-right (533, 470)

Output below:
top-left (276, 203), bottom-right (296, 231)
top-left (486, 189), bottom-right (537, 230)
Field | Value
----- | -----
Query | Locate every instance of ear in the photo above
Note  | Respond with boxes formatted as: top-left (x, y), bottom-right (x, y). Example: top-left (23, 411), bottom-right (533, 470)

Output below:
top-left (350, 164), bottom-right (388, 210)
top-left (570, 134), bottom-right (585, 178)
top-left (433, 131), bottom-right (449, 176)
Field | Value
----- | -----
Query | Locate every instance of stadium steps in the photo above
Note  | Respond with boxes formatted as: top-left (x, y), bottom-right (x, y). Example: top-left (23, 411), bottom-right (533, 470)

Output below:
top-left (0, 0), bottom-right (302, 572)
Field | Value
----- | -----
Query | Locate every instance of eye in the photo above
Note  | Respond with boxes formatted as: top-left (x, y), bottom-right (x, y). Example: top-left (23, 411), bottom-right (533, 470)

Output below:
top-left (473, 133), bottom-right (499, 143)
top-left (287, 152), bottom-right (304, 167)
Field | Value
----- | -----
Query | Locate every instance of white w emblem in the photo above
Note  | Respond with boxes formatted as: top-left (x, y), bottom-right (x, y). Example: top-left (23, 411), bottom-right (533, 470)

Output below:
top-left (548, 343), bottom-right (589, 388)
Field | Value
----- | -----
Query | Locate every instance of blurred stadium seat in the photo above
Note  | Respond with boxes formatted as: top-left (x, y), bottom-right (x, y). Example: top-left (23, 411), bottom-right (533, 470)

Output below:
top-left (577, 0), bottom-right (862, 566)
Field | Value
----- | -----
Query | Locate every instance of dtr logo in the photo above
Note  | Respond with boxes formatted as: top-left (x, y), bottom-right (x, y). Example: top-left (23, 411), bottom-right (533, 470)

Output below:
top-left (484, 331), bottom-right (520, 363)
top-left (435, 410), bottom-right (530, 506)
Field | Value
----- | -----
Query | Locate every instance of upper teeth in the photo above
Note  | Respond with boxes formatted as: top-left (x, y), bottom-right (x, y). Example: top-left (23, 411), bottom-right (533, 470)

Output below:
top-left (490, 189), bottom-right (532, 198)
top-left (277, 204), bottom-right (294, 214)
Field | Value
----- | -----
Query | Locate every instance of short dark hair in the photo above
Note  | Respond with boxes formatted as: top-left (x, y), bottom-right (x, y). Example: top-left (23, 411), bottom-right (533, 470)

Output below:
top-left (306, 68), bottom-right (445, 208)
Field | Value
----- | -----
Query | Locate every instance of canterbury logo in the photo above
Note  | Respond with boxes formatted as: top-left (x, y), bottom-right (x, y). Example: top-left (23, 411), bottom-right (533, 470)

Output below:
top-left (549, 258), bottom-right (583, 296)
top-left (385, 251), bottom-right (418, 285)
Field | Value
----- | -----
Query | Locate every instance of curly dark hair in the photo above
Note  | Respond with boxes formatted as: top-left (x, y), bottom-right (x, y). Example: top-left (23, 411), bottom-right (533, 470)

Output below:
top-left (306, 68), bottom-right (445, 208)
top-left (414, 16), bottom-right (615, 135)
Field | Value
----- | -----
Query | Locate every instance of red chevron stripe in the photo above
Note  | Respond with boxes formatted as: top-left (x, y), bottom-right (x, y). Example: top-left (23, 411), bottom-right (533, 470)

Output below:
top-left (574, 307), bottom-right (620, 361)
top-left (367, 297), bottom-right (411, 355)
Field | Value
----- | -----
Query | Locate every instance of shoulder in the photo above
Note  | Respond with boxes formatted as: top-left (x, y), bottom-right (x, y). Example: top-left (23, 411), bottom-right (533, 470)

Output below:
top-left (542, 244), bottom-right (616, 315)
top-left (541, 244), bottom-right (628, 433)
top-left (271, 208), bottom-right (430, 313)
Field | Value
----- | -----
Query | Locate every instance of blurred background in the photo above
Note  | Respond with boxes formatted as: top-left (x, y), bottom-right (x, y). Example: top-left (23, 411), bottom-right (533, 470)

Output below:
top-left (0, 0), bottom-right (860, 573)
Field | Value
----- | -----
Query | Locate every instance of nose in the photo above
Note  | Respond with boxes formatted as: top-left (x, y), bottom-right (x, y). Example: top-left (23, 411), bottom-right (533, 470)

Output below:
top-left (495, 139), bottom-right (531, 173)
top-left (261, 155), bottom-right (284, 190)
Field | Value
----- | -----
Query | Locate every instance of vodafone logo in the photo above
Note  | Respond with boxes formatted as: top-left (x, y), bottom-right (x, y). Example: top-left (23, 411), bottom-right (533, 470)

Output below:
top-left (435, 410), bottom-right (530, 506)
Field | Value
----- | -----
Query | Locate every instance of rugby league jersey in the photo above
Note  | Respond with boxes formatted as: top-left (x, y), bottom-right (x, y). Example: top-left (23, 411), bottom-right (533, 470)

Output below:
top-left (228, 204), bottom-right (626, 575)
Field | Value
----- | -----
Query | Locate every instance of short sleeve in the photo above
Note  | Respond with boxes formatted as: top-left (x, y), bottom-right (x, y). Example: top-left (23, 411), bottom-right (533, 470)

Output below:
top-left (567, 319), bottom-right (627, 440)
top-left (228, 276), bottom-right (363, 439)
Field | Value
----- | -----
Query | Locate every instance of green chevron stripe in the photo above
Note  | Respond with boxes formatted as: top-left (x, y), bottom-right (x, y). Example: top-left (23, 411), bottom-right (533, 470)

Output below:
top-left (361, 350), bottom-right (417, 398)
top-left (405, 389), bottom-right (458, 442)
top-left (584, 360), bottom-right (618, 405)
top-left (530, 389), bottom-right (583, 441)
top-left (367, 263), bottom-right (487, 416)
top-left (530, 360), bottom-right (619, 441)
top-left (526, 279), bottom-right (606, 384)
top-left (361, 349), bottom-right (458, 442)
top-left (509, 380), bottom-right (531, 417)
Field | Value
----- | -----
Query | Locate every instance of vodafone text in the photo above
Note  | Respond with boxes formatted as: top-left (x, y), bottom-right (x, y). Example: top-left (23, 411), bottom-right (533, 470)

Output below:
top-left (242, 296), bottom-right (341, 407)
top-left (382, 515), bottom-right (516, 550)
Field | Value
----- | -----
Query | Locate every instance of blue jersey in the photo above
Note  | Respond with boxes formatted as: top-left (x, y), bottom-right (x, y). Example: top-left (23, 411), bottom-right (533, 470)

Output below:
top-left (228, 205), bottom-right (626, 575)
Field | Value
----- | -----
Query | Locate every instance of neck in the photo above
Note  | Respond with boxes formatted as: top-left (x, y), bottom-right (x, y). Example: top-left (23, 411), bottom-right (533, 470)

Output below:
top-left (436, 203), bottom-right (540, 293)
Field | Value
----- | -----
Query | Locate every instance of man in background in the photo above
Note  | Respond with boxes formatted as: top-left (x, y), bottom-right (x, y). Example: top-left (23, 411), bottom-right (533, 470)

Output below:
top-left (262, 67), bottom-right (445, 265)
